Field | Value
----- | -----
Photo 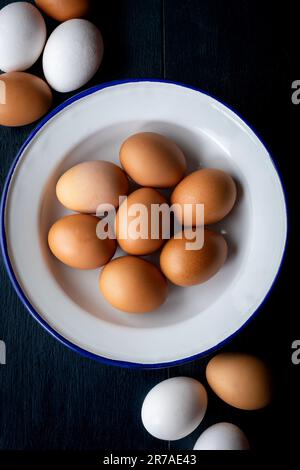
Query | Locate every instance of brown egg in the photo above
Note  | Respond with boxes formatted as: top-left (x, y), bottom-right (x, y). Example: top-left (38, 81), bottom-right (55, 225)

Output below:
top-left (206, 353), bottom-right (272, 410)
top-left (171, 168), bottom-right (237, 225)
top-left (99, 256), bottom-right (168, 313)
top-left (35, 0), bottom-right (91, 21)
top-left (116, 187), bottom-right (167, 255)
top-left (56, 161), bottom-right (129, 213)
top-left (120, 132), bottom-right (186, 188)
top-left (48, 214), bottom-right (116, 269)
top-left (0, 72), bottom-right (52, 127)
top-left (160, 229), bottom-right (227, 286)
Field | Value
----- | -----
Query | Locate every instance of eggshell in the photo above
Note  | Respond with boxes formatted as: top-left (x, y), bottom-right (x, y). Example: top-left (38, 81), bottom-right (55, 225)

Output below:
top-left (56, 161), bottom-right (129, 213)
top-left (0, 2), bottom-right (46, 72)
top-left (193, 423), bottom-right (250, 450)
top-left (120, 132), bottom-right (187, 188)
top-left (99, 256), bottom-right (168, 313)
top-left (116, 188), bottom-right (167, 255)
top-left (0, 72), bottom-right (52, 127)
top-left (206, 353), bottom-right (272, 410)
top-left (43, 19), bottom-right (103, 92)
top-left (48, 214), bottom-right (116, 269)
top-left (160, 229), bottom-right (227, 286)
top-left (171, 168), bottom-right (237, 225)
top-left (35, 0), bottom-right (91, 21)
top-left (141, 377), bottom-right (207, 441)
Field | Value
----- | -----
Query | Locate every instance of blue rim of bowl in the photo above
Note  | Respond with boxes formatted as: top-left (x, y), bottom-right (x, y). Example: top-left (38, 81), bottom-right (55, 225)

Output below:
top-left (0, 79), bottom-right (288, 369)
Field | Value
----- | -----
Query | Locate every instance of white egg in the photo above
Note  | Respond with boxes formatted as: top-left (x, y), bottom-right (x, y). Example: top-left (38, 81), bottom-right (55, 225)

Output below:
top-left (0, 2), bottom-right (46, 72)
top-left (43, 19), bottom-right (103, 93)
top-left (141, 377), bottom-right (207, 441)
top-left (193, 422), bottom-right (250, 450)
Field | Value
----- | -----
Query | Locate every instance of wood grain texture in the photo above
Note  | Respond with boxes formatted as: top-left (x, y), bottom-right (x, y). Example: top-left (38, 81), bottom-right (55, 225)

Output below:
top-left (0, 0), bottom-right (168, 452)
top-left (164, 0), bottom-right (297, 451)
top-left (0, 0), bottom-right (298, 454)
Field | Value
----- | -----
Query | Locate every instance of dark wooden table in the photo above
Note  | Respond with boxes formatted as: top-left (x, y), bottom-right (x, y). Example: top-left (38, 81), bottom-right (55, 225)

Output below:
top-left (0, 0), bottom-right (298, 457)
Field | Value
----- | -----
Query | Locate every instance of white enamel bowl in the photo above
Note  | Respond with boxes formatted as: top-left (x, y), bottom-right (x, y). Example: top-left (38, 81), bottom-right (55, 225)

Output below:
top-left (0, 80), bottom-right (287, 368)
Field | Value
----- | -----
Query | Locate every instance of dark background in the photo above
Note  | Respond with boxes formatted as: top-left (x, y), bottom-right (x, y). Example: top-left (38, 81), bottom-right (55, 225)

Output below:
top-left (0, 0), bottom-right (299, 460)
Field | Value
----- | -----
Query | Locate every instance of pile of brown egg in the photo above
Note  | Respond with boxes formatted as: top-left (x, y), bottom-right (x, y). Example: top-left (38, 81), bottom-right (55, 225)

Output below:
top-left (48, 132), bottom-right (237, 313)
